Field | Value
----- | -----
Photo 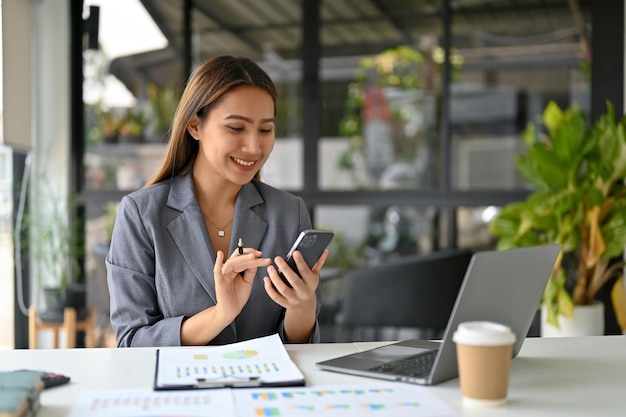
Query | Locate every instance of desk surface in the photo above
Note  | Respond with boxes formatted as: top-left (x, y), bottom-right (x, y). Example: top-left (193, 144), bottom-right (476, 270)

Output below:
top-left (2, 336), bottom-right (625, 416)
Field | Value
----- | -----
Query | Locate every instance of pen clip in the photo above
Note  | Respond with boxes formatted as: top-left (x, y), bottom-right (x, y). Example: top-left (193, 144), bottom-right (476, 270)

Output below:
top-left (195, 375), bottom-right (261, 388)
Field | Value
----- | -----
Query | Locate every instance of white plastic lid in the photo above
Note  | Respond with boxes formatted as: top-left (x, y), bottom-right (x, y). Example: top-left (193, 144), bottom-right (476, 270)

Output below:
top-left (452, 321), bottom-right (516, 346)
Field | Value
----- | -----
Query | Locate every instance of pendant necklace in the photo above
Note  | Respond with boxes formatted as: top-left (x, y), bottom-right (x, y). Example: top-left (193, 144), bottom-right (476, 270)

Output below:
top-left (202, 212), bottom-right (234, 237)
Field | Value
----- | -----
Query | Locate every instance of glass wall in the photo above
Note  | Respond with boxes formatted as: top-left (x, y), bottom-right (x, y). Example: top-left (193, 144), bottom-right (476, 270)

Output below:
top-left (78, 0), bottom-right (596, 342)
top-left (448, 1), bottom-right (591, 249)
top-left (81, 0), bottom-right (594, 260)
top-left (82, 0), bottom-right (170, 346)
top-left (450, 3), bottom-right (590, 192)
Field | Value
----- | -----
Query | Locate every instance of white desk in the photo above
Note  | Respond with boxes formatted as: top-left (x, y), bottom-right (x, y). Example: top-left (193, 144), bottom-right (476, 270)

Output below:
top-left (2, 336), bottom-right (625, 416)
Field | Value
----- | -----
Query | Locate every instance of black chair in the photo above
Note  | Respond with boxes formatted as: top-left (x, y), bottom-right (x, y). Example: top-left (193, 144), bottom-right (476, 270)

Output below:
top-left (335, 249), bottom-right (474, 342)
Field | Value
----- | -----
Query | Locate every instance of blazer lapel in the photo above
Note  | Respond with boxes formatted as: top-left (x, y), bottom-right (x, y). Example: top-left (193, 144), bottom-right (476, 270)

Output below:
top-left (232, 182), bottom-right (268, 252)
top-left (166, 175), bottom-right (217, 301)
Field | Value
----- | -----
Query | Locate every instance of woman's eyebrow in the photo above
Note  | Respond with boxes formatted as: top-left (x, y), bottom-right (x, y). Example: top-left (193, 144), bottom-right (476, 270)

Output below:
top-left (225, 115), bottom-right (275, 124)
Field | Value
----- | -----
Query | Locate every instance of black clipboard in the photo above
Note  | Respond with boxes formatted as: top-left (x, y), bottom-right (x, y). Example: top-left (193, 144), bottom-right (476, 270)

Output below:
top-left (152, 334), bottom-right (306, 390)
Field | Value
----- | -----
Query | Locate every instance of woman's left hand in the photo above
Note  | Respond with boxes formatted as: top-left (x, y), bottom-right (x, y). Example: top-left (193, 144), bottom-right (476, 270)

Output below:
top-left (264, 249), bottom-right (329, 343)
top-left (263, 249), bottom-right (329, 310)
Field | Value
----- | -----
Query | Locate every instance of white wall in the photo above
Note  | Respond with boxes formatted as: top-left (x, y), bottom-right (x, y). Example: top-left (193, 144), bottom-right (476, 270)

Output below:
top-left (29, 0), bottom-right (71, 347)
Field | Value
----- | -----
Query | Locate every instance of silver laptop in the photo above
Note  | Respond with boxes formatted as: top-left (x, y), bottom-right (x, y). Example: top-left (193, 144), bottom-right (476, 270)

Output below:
top-left (316, 244), bottom-right (561, 385)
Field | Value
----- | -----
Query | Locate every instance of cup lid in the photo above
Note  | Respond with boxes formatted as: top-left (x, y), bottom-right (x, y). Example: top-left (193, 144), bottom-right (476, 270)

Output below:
top-left (452, 321), bottom-right (516, 346)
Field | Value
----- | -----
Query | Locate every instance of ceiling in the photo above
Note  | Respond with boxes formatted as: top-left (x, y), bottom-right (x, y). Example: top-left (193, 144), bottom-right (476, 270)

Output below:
top-left (109, 0), bottom-right (592, 96)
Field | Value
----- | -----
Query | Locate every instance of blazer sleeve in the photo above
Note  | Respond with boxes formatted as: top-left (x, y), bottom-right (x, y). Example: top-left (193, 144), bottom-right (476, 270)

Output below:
top-left (105, 195), bottom-right (185, 347)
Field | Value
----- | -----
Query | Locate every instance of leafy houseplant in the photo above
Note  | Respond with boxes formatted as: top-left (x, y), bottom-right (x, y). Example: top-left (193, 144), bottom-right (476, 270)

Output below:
top-left (146, 83), bottom-right (179, 141)
top-left (489, 101), bottom-right (626, 328)
top-left (18, 178), bottom-right (86, 313)
top-left (118, 107), bottom-right (147, 143)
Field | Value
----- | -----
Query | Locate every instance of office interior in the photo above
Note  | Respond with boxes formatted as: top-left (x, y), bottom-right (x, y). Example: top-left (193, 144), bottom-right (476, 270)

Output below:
top-left (0, 0), bottom-right (624, 350)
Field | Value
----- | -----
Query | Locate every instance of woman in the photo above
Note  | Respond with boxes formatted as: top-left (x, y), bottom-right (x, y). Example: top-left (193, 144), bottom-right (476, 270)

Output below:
top-left (106, 55), bottom-right (328, 347)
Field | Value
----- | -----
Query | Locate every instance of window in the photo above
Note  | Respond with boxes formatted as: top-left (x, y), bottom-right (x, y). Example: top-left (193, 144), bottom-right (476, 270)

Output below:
top-left (81, 1), bottom-right (596, 273)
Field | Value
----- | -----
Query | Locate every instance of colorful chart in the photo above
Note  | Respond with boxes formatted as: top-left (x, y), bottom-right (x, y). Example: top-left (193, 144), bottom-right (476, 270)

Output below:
top-left (175, 362), bottom-right (280, 379)
top-left (235, 384), bottom-right (455, 417)
top-left (223, 349), bottom-right (259, 359)
top-left (68, 388), bottom-right (238, 417)
top-left (155, 334), bottom-right (305, 388)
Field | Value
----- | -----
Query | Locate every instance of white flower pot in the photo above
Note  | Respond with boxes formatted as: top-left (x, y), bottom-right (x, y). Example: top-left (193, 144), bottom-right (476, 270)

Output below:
top-left (540, 301), bottom-right (604, 337)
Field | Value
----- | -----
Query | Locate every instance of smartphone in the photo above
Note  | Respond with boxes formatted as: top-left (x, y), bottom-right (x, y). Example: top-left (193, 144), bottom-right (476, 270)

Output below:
top-left (278, 229), bottom-right (334, 286)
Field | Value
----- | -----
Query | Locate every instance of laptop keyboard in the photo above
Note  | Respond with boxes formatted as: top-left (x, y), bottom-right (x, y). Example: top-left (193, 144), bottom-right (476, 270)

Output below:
top-left (367, 350), bottom-right (437, 378)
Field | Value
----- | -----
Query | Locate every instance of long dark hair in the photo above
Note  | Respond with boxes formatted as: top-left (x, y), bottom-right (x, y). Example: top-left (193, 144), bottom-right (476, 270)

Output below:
top-left (145, 55), bottom-right (277, 186)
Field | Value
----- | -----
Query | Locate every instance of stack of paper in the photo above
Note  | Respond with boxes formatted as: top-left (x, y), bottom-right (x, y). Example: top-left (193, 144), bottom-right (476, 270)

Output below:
top-left (68, 383), bottom-right (458, 417)
top-left (68, 333), bottom-right (459, 417)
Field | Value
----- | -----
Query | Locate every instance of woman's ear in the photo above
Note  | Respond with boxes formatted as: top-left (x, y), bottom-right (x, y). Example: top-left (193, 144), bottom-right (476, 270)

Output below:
top-left (187, 114), bottom-right (201, 140)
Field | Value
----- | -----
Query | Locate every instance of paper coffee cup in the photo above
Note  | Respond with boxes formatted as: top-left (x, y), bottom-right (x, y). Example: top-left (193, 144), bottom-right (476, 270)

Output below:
top-left (453, 321), bottom-right (516, 407)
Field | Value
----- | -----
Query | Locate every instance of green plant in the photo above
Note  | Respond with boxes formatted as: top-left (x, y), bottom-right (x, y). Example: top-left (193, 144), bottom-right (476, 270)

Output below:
top-left (489, 101), bottom-right (626, 328)
top-left (323, 231), bottom-right (364, 272)
top-left (338, 46), bottom-right (425, 171)
top-left (147, 83), bottom-right (179, 136)
top-left (337, 45), bottom-right (463, 187)
top-left (103, 201), bottom-right (119, 243)
top-left (119, 107), bottom-right (146, 138)
top-left (18, 184), bottom-right (85, 296)
top-left (94, 108), bottom-right (123, 143)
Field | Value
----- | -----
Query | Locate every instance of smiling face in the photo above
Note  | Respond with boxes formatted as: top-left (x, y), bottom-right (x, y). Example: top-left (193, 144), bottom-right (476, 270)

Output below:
top-left (188, 86), bottom-right (276, 187)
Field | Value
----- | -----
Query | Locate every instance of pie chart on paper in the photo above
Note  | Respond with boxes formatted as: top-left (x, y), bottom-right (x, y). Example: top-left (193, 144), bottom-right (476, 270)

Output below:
top-left (223, 349), bottom-right (259, 360)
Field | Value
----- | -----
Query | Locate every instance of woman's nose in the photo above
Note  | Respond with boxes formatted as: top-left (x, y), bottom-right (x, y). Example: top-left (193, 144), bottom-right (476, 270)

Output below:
top-left (242, 131), bottom-right (262, 153)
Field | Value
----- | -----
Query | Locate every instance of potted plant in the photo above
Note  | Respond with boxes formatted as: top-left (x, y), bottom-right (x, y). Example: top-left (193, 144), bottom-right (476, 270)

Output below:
top-left (96, 108), bottom-right (123, 144)
top-left (17, 177), bottom-right (87, 321)
top-left (489, 100), bottom-right (626, 334)
top-left (118, 107), bottom-right (146, 143)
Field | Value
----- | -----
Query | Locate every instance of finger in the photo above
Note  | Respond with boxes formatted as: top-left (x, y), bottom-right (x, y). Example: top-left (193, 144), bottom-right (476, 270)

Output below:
top-left (291, 250), bottom-right (312, 276)
top-left (223, 253), bottom-right (268, 275)
top-left (273, 256), bottom-right (299, 288)
top-left (273, 254), bottom-right (288, 270)
top-left (263, 276), bottom-right (285, 304)
top-left (311, 249), bottom-right (330, 272)
top-left (293, 249), bottom-right (329, 277)
top-left (263, 270), bottom-right (289, 305)
top-left (267, 264), bottom-right (295, 293)
top-left (214, 251), bottom-right (225, 276)
top-left (230, 248), bottom-right (262, 258)
top-left (234, 257), bottom-right (271, 275)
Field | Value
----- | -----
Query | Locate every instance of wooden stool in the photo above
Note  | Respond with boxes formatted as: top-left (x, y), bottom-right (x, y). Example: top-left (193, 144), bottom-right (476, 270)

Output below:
top-left (29, 306), bottom-right (95, 349)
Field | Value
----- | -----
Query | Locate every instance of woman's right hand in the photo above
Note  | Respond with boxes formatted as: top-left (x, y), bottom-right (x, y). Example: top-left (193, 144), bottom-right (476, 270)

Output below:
top-left (213, 248), bottom-right (272, 322)
top-left (180, 247), bottom-right (270, 345)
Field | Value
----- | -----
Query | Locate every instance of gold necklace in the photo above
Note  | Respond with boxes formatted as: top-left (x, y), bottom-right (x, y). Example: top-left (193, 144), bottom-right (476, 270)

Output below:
top-left (202, 212), bottom-right (234, 237)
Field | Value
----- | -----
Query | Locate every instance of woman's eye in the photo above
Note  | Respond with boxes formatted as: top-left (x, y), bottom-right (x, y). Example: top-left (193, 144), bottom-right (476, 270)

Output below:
top-left (227, 126), bottom-right (244, 132)
top-left (260, 128), bottom-right (274, 134)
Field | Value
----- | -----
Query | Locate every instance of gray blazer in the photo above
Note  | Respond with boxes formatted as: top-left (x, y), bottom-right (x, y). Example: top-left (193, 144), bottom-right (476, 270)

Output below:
top-left (106, 173), bottom-right (320, 347)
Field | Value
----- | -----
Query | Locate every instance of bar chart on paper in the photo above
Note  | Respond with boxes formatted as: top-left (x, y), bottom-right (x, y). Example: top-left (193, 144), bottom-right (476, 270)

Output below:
top-left (154, 334), bottom-right (306, 388)
top-left (233, 383), bottom-right (459, 417)
top-left (175, 350), bottom-right (281, 380)
top-left (67, 388), bottom-right (237, 417)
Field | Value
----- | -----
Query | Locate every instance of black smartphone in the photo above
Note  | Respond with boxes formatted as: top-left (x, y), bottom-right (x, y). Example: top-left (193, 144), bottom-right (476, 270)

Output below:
top-left (278, 229), bottom-right (334, 286)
